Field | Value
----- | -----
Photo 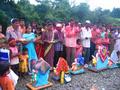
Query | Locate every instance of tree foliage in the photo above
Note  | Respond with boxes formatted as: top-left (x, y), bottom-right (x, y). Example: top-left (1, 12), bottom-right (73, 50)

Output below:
top-left (111, 8), bottom-right (120, 18)
top-left (0, 0), bottom-right (120, 32)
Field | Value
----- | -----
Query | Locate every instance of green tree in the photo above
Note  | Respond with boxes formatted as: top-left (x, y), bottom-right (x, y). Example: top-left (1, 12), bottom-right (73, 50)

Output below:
top-left (17, 0), bottom-right (40, 23)
top-left (111, 8), bottom-right (120, 18)
top-left (91, 8), bottom-right (112, 25)
top-left (0, 10), bottom-right (9, 34)
top-left (71, 3), bottom-right (90, 22)
top-left (53, 0), bottom-right (71, 21)
top-left (0, 0), bottom-right (25, 32)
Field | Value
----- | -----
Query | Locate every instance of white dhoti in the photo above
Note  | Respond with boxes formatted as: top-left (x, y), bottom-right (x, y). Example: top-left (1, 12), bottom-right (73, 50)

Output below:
top-left (114, 39), bottom-right (120, 52)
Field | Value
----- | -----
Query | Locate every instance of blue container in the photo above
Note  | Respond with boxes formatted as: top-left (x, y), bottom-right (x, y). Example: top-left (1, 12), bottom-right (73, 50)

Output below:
top-left (34, 70), bottom-right (50, 87)
top-left (95, 57), bottom-right (108, 70)
top-left (0, 48), bottom-right (10, 62)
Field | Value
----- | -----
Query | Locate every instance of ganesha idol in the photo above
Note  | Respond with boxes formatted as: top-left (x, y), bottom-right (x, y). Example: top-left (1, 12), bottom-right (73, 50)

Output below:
top-left (69, 54), bottom-right (85, 74)
top-left (53, 57), bottom-right (71, 84)
top-left (88, 45), bottom-right (109, 72)
top-left (26, 58), bottom-right (53, 90)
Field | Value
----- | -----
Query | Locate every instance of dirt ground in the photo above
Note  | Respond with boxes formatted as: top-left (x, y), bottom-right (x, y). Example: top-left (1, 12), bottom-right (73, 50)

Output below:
top-left (16, 68), bottom-right (120, 90)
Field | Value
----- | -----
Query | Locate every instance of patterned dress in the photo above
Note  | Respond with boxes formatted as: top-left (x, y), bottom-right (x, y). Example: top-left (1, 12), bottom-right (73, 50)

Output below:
top-left (19, 54), bottom-right (28, 73)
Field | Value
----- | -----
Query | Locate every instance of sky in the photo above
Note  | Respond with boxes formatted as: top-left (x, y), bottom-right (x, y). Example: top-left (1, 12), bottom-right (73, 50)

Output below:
top-left (70, 0), bottom-right (120, 11)
top-left (16, 0), bottom-right (120, 11)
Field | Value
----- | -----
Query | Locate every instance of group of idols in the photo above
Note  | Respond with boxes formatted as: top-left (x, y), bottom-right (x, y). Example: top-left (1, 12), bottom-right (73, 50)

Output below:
top-left (26, 44), bottom-right (120, 89)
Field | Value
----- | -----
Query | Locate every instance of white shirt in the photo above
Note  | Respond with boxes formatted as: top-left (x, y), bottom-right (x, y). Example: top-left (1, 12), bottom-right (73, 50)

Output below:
top-left (7, 69), bottom-right (19, 86)
top-left (80, 27), bottom-right (92, 48)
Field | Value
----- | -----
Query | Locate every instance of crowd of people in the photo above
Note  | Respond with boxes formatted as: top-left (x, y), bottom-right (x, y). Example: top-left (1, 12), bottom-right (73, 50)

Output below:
top-left (0, 18), bottom-right (120, 90)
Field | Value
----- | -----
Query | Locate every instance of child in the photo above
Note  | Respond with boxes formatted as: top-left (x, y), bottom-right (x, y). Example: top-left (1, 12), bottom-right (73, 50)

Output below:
top-left (9, 38), bottom-right (20, 75)
top-left (71, 39), bottom-right (84, 70)
top-left (0, 61), bottom-right (15, 90)
top-left (19, 47), bottom-right (28, 77)
top-left (22, 25), bottom-right (38, 74)
top-left (76, 39), bottom-right (83, 58)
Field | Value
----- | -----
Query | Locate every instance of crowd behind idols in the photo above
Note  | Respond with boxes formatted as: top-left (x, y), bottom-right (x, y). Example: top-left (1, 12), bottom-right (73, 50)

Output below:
top-left (0, 18), bottom-right (120, 90)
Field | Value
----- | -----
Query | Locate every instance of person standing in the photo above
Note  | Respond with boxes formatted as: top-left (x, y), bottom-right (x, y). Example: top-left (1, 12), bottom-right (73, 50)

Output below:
top-left (114, 29), bottom-right (120, 51)
top-left (35, 25), bottom-right (44, 59)
top-left (31, 21), bottom-right (37, 33)
top-left (9, 38), bottom-right (20, 75)
top-left (19, 19), bottom-right (26, 34)
top-left (90, 25), bottom-right (97, 60)
top-left (6, 18), bottom-right (22, 40)
top-left (19, 47), bottom-right (28, 77)
top-left (65, 19), bottom-right (80, 66)
top-left (0, 61), bottom-right (15, 90)
top-left (81, 20), bottom-right (92, 64)
top-left (42, 23), bottom-right (55, 68)
top-left (54, 23), bottom-right (64, 67)
top-left (6, 18), bottom-right (23, 53)
top-left (22, 25), bottom-right (38, 74)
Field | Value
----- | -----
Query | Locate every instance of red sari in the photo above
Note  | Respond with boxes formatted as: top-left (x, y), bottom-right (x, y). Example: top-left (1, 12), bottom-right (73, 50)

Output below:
top-left (36, 42), bottom-right (45, 59)
top-left (35, 34), bottom-right (45, 59)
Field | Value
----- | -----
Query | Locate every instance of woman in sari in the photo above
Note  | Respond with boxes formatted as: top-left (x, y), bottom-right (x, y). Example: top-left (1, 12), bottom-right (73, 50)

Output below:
top-left (22, 25), bottom-right (38, 74)
top-left (42, 23), bottom-right (55, 68)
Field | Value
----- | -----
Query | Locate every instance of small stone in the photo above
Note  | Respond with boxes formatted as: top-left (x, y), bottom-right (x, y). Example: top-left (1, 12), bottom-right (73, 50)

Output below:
top-left (102, 88), bottom-right (105, 90)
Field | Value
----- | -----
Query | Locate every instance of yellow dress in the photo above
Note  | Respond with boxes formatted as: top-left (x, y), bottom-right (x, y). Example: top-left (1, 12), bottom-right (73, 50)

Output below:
top-left (19, 54), bottom-right (28, 73)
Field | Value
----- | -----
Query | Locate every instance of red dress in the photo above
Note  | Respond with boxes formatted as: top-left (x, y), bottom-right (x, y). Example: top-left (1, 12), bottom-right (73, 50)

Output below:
top-left (35, 34), bottom-right (45, 59)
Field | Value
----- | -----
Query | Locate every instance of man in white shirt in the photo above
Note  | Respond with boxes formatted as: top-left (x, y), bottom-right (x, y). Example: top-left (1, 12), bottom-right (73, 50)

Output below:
top-left (81, 21), bottom-right (92, 64)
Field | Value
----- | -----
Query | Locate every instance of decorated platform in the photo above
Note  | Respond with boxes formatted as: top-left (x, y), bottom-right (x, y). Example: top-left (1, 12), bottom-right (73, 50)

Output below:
top-left (69, 68), bottom-right (85, 74)
top-left (87, 64), bottom-right (108, 72)
top-left (87, 56), bottom-right (109, 72)
top-left (26, 82), bottom-right (53, 90)
top-left (26, 58), bottom-right (53, 90)
top-left (88, 45), bottom-right (120, 72)
top-left (87, 46), bottom-right (109, 72)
